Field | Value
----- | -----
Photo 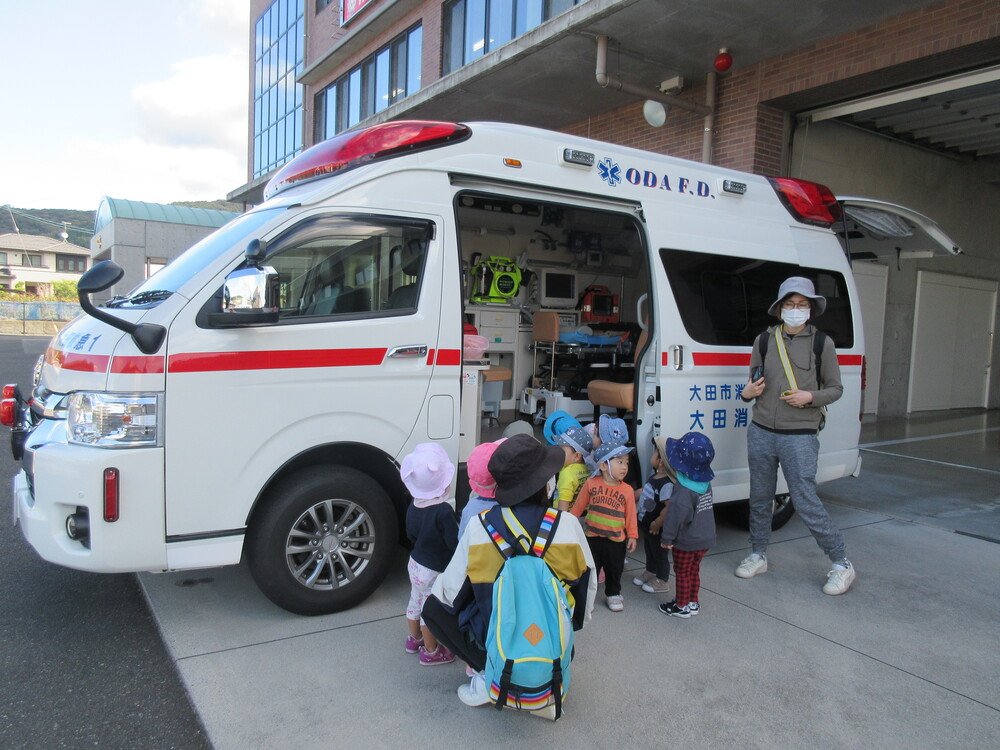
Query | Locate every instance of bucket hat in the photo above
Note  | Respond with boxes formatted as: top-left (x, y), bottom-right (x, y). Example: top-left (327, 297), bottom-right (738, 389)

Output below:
top-left (553, 425), bottom-right (593, 455)
top-left (767, 276), bottom-right (827, 317)
top-left (652, 436), bottom-right (678, 483)
top-left (598, 414), bottom-right (629, 445)
top-left (502, 420), bottom-right (534, 439)
top-left (467, 439), bottom-right (504, 499)
top-left (543, 410), bottom-right (583, 445)
top-left (400, 442), bottom-right (455, 500)
top-left (590, 441), bottom-right (633, 477)
top-left (488, 433), bottom-right (566, 507)
top-left (665, 432), bottom-right (715, 483)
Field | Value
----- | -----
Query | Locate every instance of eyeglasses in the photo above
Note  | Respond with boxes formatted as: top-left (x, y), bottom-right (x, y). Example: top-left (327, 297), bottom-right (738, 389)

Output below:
top-left (781, 301), bottom-right (811, 309)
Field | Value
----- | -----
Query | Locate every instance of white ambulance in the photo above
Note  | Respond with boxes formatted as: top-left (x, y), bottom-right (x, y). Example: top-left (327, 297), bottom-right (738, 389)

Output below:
top-left (6, 120), bottom-right (878, 615)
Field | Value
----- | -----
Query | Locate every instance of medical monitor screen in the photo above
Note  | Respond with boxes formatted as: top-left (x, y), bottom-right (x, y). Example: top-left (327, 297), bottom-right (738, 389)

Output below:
top-left (540, 269), bottom-right (577, 309)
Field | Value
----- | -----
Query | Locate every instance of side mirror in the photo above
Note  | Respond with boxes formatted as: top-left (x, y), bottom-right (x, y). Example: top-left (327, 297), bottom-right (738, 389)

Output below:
top-left (78, 260), bottom-right (125, 295)
top-left (76, 260), bottom-right (166, 354)
top-left (207, 265), bottom-right (281, 328)
top-left (245, 238), bottom-right (267, 268)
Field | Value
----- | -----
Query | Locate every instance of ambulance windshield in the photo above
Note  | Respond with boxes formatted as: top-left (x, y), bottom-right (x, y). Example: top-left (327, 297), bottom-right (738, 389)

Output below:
top-left (121, 207), bottom-right (283, 304)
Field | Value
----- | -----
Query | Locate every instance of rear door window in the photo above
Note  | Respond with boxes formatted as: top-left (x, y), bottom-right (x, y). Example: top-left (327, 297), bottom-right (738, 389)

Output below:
top-left (660, 249), bottom-right (854, 347)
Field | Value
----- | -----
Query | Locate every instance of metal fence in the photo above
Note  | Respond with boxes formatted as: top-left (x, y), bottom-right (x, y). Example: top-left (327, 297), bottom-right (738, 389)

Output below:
top-left (0, 301), bottom-right (82, 335)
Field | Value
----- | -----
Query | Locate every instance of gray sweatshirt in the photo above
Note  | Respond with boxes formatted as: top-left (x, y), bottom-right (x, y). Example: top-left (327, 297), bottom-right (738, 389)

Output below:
top-left (660, 484), bottom-right (716, 552)
top-left (744, 324), bottom-right (843, 433)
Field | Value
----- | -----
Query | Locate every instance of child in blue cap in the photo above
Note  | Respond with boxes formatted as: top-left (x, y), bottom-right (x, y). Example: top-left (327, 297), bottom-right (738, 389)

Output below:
top-left (543, 410), bottom-right (594, 512)
top-left (657, 432), bottom-right (716, 619)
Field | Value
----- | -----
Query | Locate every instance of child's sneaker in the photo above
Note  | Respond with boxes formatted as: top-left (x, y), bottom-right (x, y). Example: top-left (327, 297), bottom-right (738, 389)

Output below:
top-left (404, 635), bottom-right (424, 654)
top-left (735, 553), bottom-right (767, 578)
top-left (658, 601), bottom-right (691, 618)
top-left (822, 560), bottom-right (856, 595)
top-left (465, 664), bottom-right (478, 677)
top-left (606, 595), bottom-right (624, 612)
top-left (419, 644), bottom-right (456, 666)
top-left (457, 671), bottom-right (491, 707)
top-left (641, 577), bottom-right (671, 594)
top-left (632, 570), bottom-right (655, 587)
top-left (686, 602), bottom-right (700, 616)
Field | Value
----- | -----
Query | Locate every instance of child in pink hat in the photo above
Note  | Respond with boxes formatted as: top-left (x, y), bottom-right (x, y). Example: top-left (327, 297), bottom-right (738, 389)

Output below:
top-left (401, 442), bottom-right (458, 666)
top-left (458, 439), bottom-right (503, 539)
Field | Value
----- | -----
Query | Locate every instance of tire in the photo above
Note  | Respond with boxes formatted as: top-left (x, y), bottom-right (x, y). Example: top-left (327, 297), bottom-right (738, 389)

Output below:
top-left (246, 466), bottom-right (398, 615)
top-left (737, 493), bottom-right (795, 531)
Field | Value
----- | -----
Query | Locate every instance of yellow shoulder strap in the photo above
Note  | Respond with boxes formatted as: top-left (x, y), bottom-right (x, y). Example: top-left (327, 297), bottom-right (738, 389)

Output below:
top-left (773, 326), bottom-right (798, 391)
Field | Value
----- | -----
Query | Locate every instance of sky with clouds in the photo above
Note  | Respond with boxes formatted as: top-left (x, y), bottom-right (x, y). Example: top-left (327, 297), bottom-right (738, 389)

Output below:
top-left (1, 0), bottom-right (251, 212)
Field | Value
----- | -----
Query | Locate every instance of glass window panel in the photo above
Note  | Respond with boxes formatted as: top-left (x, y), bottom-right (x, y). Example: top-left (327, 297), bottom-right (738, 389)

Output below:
top-left (465, 0), bottom-right (487, 61)
top-left (515, 0), bottom-right (543, 35)
top-left (361, 59), bottom-right (375, 119)
top-left (390, 37), bottom-right (407, 103)
top-left (348, 69), bottom-right (361, 127)
top-left (444, 1), bottom-right (464, 74)
top-left (488, 0), bottom-right (514, 50)
top-left (375, 49), bottom-right (390, 112)
top-left (407, 26), bottom-right (422, 93)
top-left (546, 0), bottom-right (574, 18)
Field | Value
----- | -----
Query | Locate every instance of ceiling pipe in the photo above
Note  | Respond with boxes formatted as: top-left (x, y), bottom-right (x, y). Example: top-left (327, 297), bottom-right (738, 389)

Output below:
top-left (596, 35), bottom-right (718, 164)
top-left (702, 70), bottom-right (717, 163)
top-left (595, 36), bottom-right (712, 118)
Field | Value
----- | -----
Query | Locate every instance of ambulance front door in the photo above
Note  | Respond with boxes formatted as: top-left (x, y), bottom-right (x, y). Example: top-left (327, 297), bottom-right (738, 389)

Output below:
top-left (163, 212), bottom-right (459, 538)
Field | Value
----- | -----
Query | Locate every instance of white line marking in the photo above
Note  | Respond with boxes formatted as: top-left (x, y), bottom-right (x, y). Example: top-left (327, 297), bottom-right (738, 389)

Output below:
top-left (860, 427), bottom-right (1000, 449)
top-left (861, 448), bottom-right (1000, 475)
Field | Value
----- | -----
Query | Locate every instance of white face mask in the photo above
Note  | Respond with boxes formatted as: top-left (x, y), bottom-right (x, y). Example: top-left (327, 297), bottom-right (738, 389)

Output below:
top-left (781, 308), bottom-right (810, 328)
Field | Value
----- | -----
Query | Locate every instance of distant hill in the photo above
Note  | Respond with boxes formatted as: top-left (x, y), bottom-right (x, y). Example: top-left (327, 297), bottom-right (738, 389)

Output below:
top-left (0, 208), bottom-right (94, 248)
top-left (1, 201), bottom-right (243, 248)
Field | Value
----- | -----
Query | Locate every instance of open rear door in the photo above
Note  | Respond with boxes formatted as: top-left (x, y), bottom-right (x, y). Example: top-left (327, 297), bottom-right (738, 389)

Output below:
top-left (835, 198), bottom-right (963, 261)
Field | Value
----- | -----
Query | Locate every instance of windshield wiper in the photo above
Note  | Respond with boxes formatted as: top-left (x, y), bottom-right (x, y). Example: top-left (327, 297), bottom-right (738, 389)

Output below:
top-left (122, 289), bottom-right (173, 306)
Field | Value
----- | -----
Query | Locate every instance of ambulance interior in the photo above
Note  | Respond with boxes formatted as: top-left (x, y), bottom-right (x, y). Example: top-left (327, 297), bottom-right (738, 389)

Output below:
top-left (454, 190), bottom-right (651, 437)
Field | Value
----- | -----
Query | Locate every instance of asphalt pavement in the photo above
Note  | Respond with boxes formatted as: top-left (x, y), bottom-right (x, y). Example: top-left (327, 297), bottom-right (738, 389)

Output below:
top-left (0, 336), bottom-right (210, 750)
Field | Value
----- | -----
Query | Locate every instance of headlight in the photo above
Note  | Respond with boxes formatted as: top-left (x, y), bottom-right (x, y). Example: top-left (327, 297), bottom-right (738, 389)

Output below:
top-left (67, 392), bottom-right (162, 447)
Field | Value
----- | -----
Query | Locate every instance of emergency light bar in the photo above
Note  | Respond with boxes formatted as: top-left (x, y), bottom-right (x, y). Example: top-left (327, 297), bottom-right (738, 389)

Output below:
top-left (264, 121), bottom-right (472, 200)
top-left (767, 177), bottom-right (842, 228)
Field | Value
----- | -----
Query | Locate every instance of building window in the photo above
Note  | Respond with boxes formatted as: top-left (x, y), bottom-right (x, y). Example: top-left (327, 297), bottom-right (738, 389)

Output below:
top-left (146, 258), bottom-right (167, 278)
top-left (0, 251), bottom-right (7, 264)
top-left (55, 254), bottom-right (88, 273)
top-left (443, 0), bottom-right (578, 74)
top-left (314, 25), bottom-right (422, 141)
top-left (253, 0), bottom-right (305, 179)
top-left (23, 254), bottom-right (42, 268)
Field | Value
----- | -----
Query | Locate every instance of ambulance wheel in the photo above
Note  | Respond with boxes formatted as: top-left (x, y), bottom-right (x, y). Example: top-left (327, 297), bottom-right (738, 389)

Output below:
top-left (737, 493), bottom-right (795, 531)
top-left (246, 466), bottom-right (397, 616)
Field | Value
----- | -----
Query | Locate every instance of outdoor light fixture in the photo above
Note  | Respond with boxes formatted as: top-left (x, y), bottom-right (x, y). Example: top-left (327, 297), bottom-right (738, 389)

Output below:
top-left (643, 100), bottom-right (668, 127)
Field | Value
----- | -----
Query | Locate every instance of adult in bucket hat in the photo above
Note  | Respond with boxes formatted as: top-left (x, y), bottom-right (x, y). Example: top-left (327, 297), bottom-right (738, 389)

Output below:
top-left (422, 433), bottom-right (597, 713)
top-left (766, 276), bottom-right (827, 318)
top-left (738, 275), bottom-right (854, 597)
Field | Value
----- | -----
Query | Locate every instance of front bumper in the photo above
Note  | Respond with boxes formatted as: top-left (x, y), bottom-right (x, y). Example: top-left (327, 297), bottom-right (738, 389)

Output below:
top-left (14, 418), bottom-right (169, 573)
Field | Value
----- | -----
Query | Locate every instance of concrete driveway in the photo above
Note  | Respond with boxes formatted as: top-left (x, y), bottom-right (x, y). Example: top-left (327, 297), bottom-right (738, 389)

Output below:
top-left (139, 411), bottom-right (1000, 749)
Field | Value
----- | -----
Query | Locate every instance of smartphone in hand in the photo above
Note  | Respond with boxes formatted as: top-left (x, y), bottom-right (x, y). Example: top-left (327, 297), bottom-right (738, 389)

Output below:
top-left (750, 365), bottom-right (764, 382)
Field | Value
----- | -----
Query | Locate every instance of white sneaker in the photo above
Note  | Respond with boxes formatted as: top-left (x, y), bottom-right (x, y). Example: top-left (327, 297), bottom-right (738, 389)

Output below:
top-left (606, 595), bottom-right (624, 612)
top-left (823, 561), bottom-right (856, 595)
top-left (632, 570), bottom-right (655, 587)
top-left (735, 553), bottom-right (767, 579)
top-left (457, 671), bottom-right (491, 707)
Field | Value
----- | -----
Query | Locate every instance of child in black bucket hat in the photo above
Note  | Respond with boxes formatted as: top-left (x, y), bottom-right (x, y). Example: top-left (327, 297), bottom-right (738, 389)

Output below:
top-left (657, 432), bottom-right (717, 619)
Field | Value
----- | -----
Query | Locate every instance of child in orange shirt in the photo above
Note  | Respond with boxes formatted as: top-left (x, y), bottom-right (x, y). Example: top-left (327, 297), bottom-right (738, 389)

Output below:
top-left (571, 441), bottom-right (638, 612)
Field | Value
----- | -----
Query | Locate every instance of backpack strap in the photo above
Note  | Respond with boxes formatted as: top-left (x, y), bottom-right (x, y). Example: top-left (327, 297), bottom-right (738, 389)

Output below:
top-left (759, 327), bottom-right (828, 388)
top-left (479, 510), bottom-right (514, 559)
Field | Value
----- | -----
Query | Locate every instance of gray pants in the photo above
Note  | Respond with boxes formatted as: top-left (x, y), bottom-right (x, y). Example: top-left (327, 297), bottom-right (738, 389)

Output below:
top-left (747, 422), bottom-right (846, 562)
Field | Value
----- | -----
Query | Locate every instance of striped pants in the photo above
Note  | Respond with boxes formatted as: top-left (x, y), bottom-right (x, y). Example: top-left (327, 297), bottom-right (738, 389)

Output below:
top-left (672, 548), bottom-right (708, 606)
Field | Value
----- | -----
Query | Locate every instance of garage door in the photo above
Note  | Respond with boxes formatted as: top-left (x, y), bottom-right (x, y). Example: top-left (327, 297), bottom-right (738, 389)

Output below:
top-left (909, 271), bottom-right (996, 411)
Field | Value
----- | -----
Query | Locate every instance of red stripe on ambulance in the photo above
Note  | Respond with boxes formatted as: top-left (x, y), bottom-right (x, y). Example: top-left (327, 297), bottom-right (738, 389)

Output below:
top-left (676, 352), bottom-right (865, 367)
top-left (167, 348), bottom-right (389, 373)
